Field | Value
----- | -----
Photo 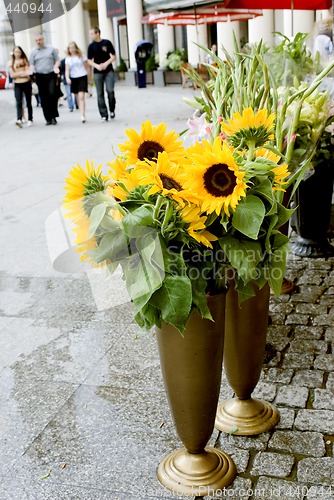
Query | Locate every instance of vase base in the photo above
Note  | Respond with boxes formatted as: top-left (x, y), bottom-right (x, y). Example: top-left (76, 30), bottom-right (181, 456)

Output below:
top-left (290, 236), bottom-right (334, 258)
top-left (215, 397), bottom-right (280, 435)
top-left (157, 446), bottom-right (236, 496)
top-left (280, 278), bottom-right (296, 295)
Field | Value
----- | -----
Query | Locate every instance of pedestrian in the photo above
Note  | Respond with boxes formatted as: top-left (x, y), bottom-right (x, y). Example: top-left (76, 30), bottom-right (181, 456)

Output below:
top-left (65, 41), bottom-right (89, 123)
top-left (87, 26), bottom-right (116, 122)
top-left (60, 56), bottom-right (74, 112)
top-left (9, 46), bottom-right (33, 128)
top-left (205, 43), bottom-right (218, 65)
top-left (313, 19), bottom-right (333, 68)
top-left (29, 34), bottom-right (60, 125)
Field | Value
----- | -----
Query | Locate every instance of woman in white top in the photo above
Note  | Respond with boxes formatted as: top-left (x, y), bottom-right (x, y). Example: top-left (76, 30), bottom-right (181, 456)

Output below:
top-left (65, 42), bottom-right (89, 123)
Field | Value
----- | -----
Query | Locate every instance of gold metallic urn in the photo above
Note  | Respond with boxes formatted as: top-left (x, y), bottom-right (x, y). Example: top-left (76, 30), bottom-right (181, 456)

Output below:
top-left (215, 281), bottom-right (280, 436)
top-left (156, 293), bottom-right (236, 496)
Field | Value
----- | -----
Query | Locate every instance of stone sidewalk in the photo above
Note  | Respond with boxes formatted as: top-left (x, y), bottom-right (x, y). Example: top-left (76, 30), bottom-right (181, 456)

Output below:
top-left (0, 83), bottom-right (333, 499)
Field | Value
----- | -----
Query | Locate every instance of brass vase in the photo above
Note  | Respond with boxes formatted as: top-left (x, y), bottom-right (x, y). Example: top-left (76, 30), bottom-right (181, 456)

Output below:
top-left (215, 281), bottom-right (280, 435)
top-left (156, 293), bottom-right (236, 496)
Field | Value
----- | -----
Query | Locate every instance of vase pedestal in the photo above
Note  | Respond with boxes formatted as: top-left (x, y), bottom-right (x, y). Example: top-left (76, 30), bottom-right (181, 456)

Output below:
top-left (156, 293), bottom-right (236, 496)
top-left (215, 282), bottom-right (279, 436)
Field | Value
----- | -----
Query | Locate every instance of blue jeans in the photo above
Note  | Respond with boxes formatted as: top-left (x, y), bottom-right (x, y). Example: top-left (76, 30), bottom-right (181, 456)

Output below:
top-left (94, 71), bottom-right (115, 118)
top-left (64, 82), bottom-right (74, 110)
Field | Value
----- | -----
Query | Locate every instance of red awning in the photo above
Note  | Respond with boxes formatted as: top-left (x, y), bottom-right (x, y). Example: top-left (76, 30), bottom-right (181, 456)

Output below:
top-left (143, 4), bottom-right (262, 25)
top-left (226, 0), bottom-right (331, 9)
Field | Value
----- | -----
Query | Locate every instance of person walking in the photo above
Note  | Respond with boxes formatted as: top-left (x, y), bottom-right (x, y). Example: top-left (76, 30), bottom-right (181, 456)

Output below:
top-left (9, 46), bottom-right (33, 128)
top-left (29, 34), bottom-right (60, 125)
top-left (87, 26), bottom-right (116, 122)
top-left (65, 42), bottom-right (89, 123)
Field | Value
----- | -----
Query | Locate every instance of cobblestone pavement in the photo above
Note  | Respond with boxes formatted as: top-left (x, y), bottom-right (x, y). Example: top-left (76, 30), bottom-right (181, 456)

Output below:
top-left (0, 84), bottom-right (334, 499)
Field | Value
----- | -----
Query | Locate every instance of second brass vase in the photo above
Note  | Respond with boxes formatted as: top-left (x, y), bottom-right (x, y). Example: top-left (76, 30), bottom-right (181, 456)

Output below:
top-left (156, 293), bottom-right (236, 496)
top-left (215, 281), bottom-right (280, 436)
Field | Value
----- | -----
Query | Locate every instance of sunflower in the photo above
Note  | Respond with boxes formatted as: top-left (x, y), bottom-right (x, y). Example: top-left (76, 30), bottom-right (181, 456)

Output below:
top-left (110, 168), bottom-right (144, 202)
top-left (71, 216), bottom-right (103, 266)
top-left (180, 205), bottom-right (218, 248)
top-left (108, 156), bottom-right (128, 182)
top-left (255, 148), bottom-right (281, 164)
top-left (63, 160), bottom-right (109, 219)
top-left (119, 120), bottom-right (185, 166)
top-left (184, 138), bottom-right (248, 216)
top-left (271, 164), bottom-right (290, 191)
top-left (134, 151), bottom-right (187, 204)
top-left (222, 108), bottom-right (275, 148)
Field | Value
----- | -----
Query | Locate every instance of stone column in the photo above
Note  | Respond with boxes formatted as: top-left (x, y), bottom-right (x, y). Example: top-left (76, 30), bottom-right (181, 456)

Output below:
top-left (65, 0), bottom-right (87, 52)
top-left (217, 21), bottom-right (240, 58)
top-left (97, 0), bottom-right (114, 44)
top-left (187, 23), bottom-right (208, 66)
top-left (292, 10), bottom-right (315, 36)
top-left (157, 24), bottom-right (174, 67)
top-left (248, 11), bottom-right (275, 47)
top-left (47, 14), bottom-right (68, 55)
top-left (14, 30), bottom-right (36, 55)
top-left (125, 0), bottom-right (143, 69)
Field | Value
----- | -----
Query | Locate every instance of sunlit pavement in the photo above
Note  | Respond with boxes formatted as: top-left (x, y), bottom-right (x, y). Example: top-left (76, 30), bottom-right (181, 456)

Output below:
top-left (1, 82), bottom-right (334, 499)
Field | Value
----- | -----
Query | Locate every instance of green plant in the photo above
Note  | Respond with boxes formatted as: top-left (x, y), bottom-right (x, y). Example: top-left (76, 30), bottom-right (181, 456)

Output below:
top-left (116, 58), bottom-right (128, 73)
top-left (145, 53), bottom-right (159, 72)
top-left (165, 49), bottom-right (188, 71)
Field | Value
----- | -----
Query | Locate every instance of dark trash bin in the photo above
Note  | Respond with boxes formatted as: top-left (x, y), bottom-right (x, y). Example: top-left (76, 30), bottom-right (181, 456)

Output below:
top-left (134, 40), bottom-right (153, 88)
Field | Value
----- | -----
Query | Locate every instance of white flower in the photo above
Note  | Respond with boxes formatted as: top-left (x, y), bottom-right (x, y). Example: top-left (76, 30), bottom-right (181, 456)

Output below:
top-left (186, 111), bottom-right (211, 143)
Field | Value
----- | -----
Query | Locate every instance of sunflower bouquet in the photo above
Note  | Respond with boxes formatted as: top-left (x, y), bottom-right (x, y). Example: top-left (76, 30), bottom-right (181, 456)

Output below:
top-left (63, 112), bottom-right (292, 333)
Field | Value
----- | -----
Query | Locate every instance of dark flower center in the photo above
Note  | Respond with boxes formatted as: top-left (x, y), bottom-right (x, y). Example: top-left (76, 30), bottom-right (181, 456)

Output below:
top-left (204, 163), bottom-right (237, 198)
top-left (160, 173), bottom-right (182, 191)
top-left (137, 140), bottom-right (164, 161)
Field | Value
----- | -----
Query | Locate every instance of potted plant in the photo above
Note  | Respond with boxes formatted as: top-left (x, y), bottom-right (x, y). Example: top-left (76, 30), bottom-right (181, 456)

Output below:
top-left (115, 57), bottom-right (127, 80)
top-left (164, 48), bottom-right (188, 84)
top-left (145, 53), bottom-right (159, 84)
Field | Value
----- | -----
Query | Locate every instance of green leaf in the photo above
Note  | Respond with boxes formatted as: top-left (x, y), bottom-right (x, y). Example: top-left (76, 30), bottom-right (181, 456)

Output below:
top-left (219, 234), bottom-right (262, 284)
top-left (264, 214), bottom-right (278, 254)
top-left (190, 273), bottom-right (212, 321)
top-left (89, 230), bottom-right (128, 264)
top-left (232, 195), bottom-right (266, 239)
top-left (276, 202), bottom-right (295, 229)
top-left (266, 236), bottom-right (289, 296)
top-left (121, 205), bottom-right (155, 237)
top-left (151, 275), bottom-right (192, 333)
top-left (135, 303), bottom-right (161, 330)
top-left (88, 204), bottom-right (106, 238)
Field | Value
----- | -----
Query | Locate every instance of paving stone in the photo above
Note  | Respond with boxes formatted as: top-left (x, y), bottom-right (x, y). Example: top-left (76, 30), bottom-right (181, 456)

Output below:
top-left (216, 441), bottom-right (250, 474)
top-left (253, 382), bottom-right (277, 402)
top-left (291, 370), bottom-right (324, 388)
top-left (265, 368), bottom-right (294, 384)
top-left (297, 457), bottom-right (334, 485)
top-left (291, 286), bottom-right (324, 303)
top-left (313, 314), bottom-right (334, 327)
top-left (295, 303), bottom-right (328, 315)
top-left (327, 373), bottom-right (334, 390)
top-left (319, 294), bottom-right (334, 306)
top-left (308, 261), bottom-right (332, 271)
top-left (275, 408), bottom-right (295, 430)
top-left (253, 477), bottom-right (305, 499)
top-left (268, 430), bottom-right (325, 457)
top-left (323, 274), bottom-right (334, 286)
top-left (266, 326), bottom-right (291, 351)
top-left (314, 354), bottom-right (334, 371)
top-left (297, 272), bottom-right (323, 286)
top-left (269, 313), bottom-right (286, 325)
top-left (218, 432), bottom-right (270, 452)
top-left (295, 410), bottom-right (334, 434)
top-left (285, 314), bottom-right (310, 326)
top-left (294, 325), bottom-right (324, 340)
top-left (269, 302), bottom-right (295, 315)
top-left (251, 451), bottom-right (294, 478)
top-left (325, 327), bottom-right (334, 342)
top-left (313, 389), bottom-right (334, 410)
top-left (282, 352), bottom-right (314, 369)
top-left (288, 339), bottom-right (327, 355)
top-left (276, 386), bottom-right (309, 408)
top-left (222, 476), bottom-right (253, 499)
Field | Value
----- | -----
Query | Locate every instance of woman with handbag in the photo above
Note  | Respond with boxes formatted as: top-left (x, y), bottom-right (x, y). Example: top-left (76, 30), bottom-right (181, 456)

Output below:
top-left (9, 46), bottom-right (33, 127)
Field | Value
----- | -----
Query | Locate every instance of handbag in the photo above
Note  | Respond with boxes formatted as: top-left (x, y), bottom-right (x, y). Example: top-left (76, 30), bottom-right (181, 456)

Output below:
top-left (31, 82), bottom-right (39, 95)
